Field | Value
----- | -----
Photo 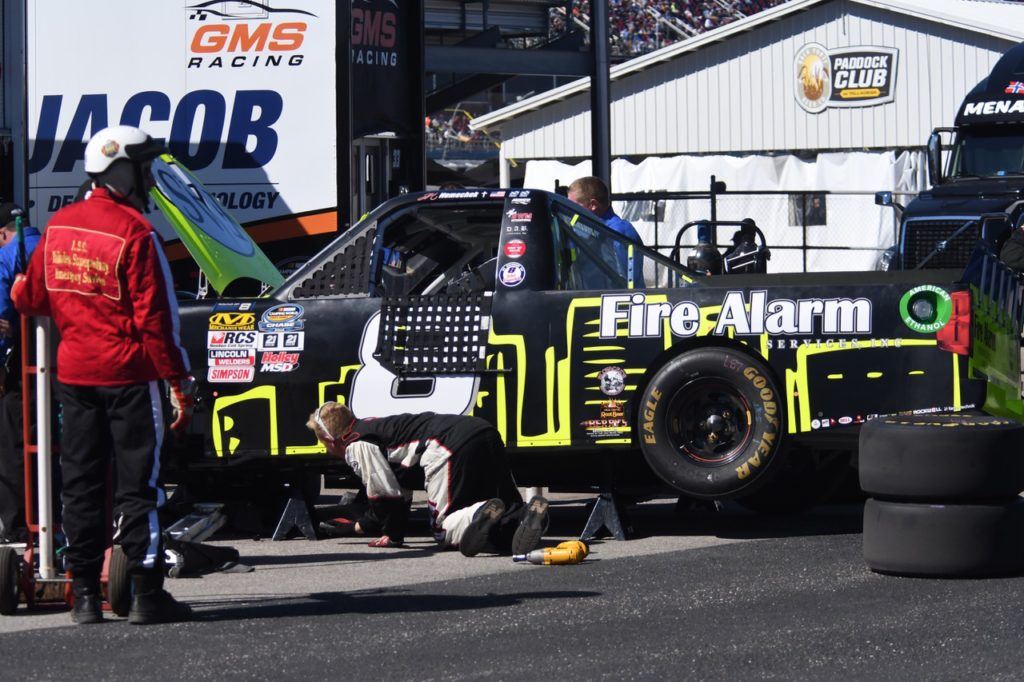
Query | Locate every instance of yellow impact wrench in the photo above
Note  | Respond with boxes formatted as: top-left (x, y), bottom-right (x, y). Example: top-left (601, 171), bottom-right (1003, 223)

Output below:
top-left (513, 540), bottom-right (589, 565)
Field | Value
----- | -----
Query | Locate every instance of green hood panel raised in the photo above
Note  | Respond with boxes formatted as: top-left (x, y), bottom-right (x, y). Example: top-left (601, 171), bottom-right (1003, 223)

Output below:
top-left (150, 154), bottom-right (283, 293)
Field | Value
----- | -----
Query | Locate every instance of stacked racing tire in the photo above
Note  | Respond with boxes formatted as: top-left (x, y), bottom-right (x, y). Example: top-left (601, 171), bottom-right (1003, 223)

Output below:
top-left (859, 412), bottom-right (1024, 577)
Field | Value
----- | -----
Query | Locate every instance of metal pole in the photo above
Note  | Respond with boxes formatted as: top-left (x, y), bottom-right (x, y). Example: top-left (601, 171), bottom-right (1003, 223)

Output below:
top-left (35, 318), bottom-right (54, 579)
top-left (590, 0), bottom-right (611, 188)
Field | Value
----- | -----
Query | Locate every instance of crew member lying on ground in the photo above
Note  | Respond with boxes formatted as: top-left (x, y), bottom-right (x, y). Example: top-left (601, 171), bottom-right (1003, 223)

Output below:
top-left (307, 402), bottom-right (549, 557)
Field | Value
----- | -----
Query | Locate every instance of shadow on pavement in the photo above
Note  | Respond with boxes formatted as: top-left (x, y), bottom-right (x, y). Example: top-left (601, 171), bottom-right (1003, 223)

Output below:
top-left (242, 548), bottom-right (439, 566)
top-left (191, 588), bottom-right (601, 622)
top-left (544, 499), bottom-right (864, 541)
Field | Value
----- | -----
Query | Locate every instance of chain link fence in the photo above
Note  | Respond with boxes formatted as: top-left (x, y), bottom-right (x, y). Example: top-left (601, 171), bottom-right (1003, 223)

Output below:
top-left (613, 190), bottom-right (917, 273)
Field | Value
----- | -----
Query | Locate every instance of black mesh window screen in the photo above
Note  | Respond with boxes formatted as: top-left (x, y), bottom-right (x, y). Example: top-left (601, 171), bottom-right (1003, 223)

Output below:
top-left (376, 294), bottom-right (492, 375)
top-left (292, 231), bottom-right (375, 298)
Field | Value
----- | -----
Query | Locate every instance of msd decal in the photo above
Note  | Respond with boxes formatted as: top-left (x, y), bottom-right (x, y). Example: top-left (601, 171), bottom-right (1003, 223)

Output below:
top-left (599, 291), bottom-right (872, 339)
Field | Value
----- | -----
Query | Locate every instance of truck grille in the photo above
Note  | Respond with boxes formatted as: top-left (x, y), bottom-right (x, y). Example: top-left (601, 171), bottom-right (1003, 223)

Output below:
top-left (903, 219), bottom-right (978, 269)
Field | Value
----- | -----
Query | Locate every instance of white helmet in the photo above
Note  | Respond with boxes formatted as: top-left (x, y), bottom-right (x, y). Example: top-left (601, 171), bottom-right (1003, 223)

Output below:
top-left (83, 125), bottom-right (166, 175)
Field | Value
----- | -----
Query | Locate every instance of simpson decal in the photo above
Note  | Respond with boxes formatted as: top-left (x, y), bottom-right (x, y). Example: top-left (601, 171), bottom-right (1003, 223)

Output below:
top-left (599, 291), bottom-right (872, 339)
top-left (207, 366), bottom-right (256, 383)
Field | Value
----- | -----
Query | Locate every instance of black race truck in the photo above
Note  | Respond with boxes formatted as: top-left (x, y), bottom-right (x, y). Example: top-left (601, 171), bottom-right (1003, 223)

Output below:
top-left (167, 183), bottom-right (1024, 509)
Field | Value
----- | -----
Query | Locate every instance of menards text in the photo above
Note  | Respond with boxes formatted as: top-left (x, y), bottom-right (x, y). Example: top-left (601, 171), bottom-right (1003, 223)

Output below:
top-left (599, 291), bottom-right (872, 339)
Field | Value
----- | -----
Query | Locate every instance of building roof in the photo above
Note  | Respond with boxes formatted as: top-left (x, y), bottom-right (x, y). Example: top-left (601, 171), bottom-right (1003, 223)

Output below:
top-left (471, 0), bottom-right (1024, 132)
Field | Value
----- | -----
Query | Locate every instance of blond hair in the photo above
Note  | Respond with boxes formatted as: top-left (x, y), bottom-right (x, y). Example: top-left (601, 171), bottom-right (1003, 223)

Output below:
top-left (306, 401), bottom-right (355, 444)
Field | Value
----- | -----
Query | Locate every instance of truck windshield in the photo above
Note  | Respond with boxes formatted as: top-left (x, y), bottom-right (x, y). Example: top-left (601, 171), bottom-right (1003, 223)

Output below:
top-left (949, 127), bottom-right (1024, 178)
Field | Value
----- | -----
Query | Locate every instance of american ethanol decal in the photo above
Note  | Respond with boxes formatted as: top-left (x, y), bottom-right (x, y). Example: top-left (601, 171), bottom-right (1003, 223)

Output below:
top-left (599, 291), bottom-right (872, 339)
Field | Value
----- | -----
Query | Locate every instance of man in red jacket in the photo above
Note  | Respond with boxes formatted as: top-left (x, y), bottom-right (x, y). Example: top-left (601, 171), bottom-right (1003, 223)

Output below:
top-left (12, 125), bottom-right (194, 625)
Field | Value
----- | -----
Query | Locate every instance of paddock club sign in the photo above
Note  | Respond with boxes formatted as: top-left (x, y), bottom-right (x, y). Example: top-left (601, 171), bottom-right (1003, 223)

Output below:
top-left (794, 43), bottom-right (899, 114)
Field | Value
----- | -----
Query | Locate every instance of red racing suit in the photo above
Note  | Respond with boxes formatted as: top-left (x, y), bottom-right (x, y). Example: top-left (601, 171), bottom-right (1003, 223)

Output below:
top-left (11, 187), bottom-right (189, 384)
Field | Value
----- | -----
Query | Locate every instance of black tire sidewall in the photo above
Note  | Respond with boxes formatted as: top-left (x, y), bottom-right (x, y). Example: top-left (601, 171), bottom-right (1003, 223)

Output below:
top-left (638, 347), bottom-right (784, 498)
top-left (0, 546), bottom-right (19, 615)
top-left (859, 413), bottom-right (1024, 501)
top-left (107, 545), bottom-right (131, 617)
top-left (863, 497), bottom-right (1024, 577)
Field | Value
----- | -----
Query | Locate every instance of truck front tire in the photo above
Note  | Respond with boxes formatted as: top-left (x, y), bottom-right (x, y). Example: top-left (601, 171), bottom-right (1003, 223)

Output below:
top-left (637, 347), bottom-right (784, 499)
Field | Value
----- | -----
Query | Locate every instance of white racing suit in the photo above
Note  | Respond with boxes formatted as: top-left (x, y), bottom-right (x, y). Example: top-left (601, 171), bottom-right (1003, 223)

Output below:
top-left (341, 413), bottom-right (523, 548)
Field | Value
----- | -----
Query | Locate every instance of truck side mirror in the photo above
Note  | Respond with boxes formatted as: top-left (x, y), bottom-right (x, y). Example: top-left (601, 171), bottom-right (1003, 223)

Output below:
top-left (875, 191), bottom-right (893, 207)
top-left (927, 131), bottom-right (944, 186)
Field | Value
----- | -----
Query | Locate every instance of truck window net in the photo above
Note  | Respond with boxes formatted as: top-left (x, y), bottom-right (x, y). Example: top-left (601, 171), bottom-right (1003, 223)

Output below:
top-left (375, 294), bottom-right (491, 375)
top-left (292, 231), bottom-right (374, 298)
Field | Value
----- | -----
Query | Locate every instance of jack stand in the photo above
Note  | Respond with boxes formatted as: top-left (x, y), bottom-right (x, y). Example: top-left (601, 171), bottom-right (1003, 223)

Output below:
top-left (579, 455), bottom-right (633, 541)
top-left (580, 492), bottom-right (632, 541)
top-left (272, 478), bottom-right (318, 541)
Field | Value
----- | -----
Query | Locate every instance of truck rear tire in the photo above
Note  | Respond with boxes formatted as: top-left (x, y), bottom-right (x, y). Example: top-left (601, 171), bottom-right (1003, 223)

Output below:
top-left (637, 347), bottom-right (784, 499)
top-left (859, 412), bottom-right (1024, 501)
top-left (863, 497), bottom-right (1024, 577)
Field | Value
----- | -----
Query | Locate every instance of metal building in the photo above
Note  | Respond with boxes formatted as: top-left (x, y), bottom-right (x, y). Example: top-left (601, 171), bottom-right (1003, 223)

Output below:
top-left (471, 0), bottom-right (1024, 271)
top-left (475, 0), bottom-right (1024, 172)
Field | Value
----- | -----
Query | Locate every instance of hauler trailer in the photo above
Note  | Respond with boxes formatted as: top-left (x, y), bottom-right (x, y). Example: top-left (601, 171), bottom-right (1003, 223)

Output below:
top-left (877, 41), bottom-right (1024, 271)
top-left (159, 167), bottom-right (1024, 515)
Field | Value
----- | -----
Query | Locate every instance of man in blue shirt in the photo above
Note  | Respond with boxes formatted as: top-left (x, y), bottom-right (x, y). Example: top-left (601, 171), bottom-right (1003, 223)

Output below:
top-left (0, 202), bottom-right (41, 543)
top-left (567, 176), bottom-right (644, 288)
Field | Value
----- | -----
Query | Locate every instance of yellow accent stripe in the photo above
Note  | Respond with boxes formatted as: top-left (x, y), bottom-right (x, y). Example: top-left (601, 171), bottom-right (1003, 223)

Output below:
top-left (788, 339), bottom-right (938, 434)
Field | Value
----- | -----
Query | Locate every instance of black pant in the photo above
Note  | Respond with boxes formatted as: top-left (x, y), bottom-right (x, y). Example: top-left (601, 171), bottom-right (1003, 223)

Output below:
top-left (60, 381), bottom-right (167, 581)
top-left (449, 429), bottom-right (524, 551)
top-left (0, 385), bottom-right (23, 535)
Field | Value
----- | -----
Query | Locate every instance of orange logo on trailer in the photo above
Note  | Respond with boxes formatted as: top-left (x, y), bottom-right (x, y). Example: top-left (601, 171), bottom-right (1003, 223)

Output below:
top-left (191, 23), bottom-right (307, 53)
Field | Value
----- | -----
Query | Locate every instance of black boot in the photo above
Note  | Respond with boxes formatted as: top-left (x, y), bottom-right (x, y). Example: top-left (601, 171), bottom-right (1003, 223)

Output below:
top-left (71, 577), bottom-right (104, 625)
top-left (128, 571), bottom-right (193, 625)
top-left (459, 498), bottom-right (506, 557)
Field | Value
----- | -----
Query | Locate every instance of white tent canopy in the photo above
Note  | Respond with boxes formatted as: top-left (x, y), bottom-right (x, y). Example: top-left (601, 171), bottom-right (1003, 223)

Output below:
top-left (525, 150), bottom-right (926, 272)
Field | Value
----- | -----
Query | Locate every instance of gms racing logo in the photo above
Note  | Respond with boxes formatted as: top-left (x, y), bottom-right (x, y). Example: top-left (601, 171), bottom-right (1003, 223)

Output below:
top-left (186, 1), bottom-right (317, 69)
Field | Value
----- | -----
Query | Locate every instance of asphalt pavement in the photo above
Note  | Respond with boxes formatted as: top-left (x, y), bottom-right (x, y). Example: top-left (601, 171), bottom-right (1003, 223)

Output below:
top-left (2, 499), bottom-right (1023, 680)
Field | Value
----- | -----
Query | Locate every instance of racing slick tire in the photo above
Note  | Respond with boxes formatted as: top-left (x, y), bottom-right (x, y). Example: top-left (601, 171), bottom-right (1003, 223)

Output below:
top-left (0, 546), bottom-right (19, 615)
top-left (863, 497), bottom-right (1024, 577)
top-left (637, 347), bottom-right (784, 499)
top-left (107, 545), bottom-right (131, 617)
top-left (859, 412), bottom-right (1024, 501)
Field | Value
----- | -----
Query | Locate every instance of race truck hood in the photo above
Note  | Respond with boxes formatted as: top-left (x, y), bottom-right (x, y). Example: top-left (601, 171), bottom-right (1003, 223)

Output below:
top-left (150, 154), bottom-right (284, 294)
